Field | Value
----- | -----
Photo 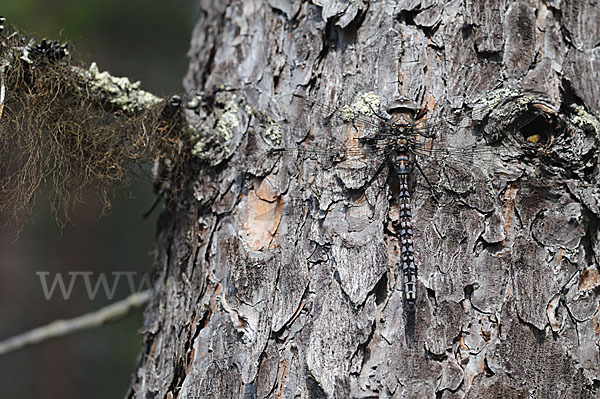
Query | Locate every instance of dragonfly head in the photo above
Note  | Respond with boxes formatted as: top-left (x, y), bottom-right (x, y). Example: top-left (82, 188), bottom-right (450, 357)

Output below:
top-left (387, 97), bottom-right (418, 117)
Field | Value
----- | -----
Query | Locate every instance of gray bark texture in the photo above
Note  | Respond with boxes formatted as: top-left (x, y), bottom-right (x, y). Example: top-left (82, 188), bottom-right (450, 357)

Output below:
top-left (128, 1), bottom-right (600, 398)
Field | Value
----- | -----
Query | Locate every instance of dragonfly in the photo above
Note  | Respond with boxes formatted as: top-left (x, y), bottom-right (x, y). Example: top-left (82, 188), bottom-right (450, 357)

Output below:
top-left (239, 90), bottom-right (563, 312)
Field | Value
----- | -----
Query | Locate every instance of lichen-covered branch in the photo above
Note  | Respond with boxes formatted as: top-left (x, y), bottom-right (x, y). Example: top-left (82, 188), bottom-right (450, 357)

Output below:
top-left (0, 19), bottom-right (188, 227)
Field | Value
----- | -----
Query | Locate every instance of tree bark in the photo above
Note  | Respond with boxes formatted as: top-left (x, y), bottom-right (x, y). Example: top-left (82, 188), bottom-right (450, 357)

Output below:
top-left (128, 1), bottom-right (600, 398)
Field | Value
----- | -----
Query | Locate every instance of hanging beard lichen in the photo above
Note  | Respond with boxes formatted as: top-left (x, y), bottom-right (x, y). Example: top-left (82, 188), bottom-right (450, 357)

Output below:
top-left (0, 21), bottom-right (190, 229)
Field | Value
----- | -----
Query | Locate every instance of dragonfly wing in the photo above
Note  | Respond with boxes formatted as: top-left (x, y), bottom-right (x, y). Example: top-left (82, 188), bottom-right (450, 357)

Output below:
top-left (289, 93), bottom-right (385, 136)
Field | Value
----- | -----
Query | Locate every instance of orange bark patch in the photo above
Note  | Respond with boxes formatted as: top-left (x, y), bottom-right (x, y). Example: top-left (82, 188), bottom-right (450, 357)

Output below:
top-left (240, 189), bottom-right (283, 251)
top-left (277, 355), bottom-right (292, 399)
top-left (579, 266), bottom-right (600, 291)
top-left (502, 185), bottom-right (517, 238)
top-left (546, 295), bottom-right (562, 332)
top-left (555, 249), bottom-right (563, 265)
top-left (425, 94), bottom-right (436, 114)
top-left (343, 123), bottom-right (364, 158)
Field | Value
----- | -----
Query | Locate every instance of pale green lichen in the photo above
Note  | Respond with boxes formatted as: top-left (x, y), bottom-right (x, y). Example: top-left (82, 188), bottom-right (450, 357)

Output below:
top-left (252, 109), bottom-right (281, 146)
top-left (189, 94), bottom-right (241, 159)
top-left (85, 62), bottom-right (162, 114)
top-left (190, 124), bottom-right (211, 157)
top-left (568, 104), bottom-right (600, 134)
top-left (263, 118), bottom-right (281, 146)
top-left (340, 92), bottom-right (381, 120)
top-left (186, 94), bottom-right (202, 110)
top-left (476, 89), bottom-right (600, 136)
top-left (470, 87), bottom-right (522, 114)
top-left (215, 96), bottom-right (239, 141)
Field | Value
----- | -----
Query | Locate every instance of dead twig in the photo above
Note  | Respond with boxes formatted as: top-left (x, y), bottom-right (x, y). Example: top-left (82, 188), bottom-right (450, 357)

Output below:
top-left (0, 290), bottom-right (150, 356)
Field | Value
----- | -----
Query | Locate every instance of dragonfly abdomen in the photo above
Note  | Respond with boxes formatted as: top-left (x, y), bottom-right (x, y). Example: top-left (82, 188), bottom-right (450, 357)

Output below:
top-left (398, 174), bottom-right (417, 311)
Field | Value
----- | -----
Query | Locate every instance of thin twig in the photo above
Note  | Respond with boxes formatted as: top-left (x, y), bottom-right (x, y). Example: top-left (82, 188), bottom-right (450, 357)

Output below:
top-left (0, 290), bottom-right (150, 356)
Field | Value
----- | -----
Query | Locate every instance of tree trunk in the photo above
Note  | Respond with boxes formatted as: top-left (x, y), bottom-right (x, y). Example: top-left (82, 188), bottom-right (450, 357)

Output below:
top-left (128, 1), bottom-right (600, 398)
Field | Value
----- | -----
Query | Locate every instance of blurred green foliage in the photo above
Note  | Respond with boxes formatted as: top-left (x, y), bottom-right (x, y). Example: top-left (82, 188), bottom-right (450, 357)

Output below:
top-left (4, 0), bottom-right (197, 95)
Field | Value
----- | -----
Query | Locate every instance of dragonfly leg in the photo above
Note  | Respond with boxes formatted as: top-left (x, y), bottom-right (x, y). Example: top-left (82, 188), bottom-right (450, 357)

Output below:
top-left (415, 160), bottom-right (440, 204)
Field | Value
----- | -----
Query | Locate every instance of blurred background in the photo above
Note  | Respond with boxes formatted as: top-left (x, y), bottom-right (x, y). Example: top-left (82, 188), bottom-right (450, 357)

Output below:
top-left (0, 1), bottom-right (197, 397)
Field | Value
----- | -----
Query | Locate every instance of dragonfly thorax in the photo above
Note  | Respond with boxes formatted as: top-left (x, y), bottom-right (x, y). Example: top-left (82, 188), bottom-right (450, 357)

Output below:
top-left (396, 136), bottom-right (408, 151)
top-left (384, 119), bottom-right (417, 175)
